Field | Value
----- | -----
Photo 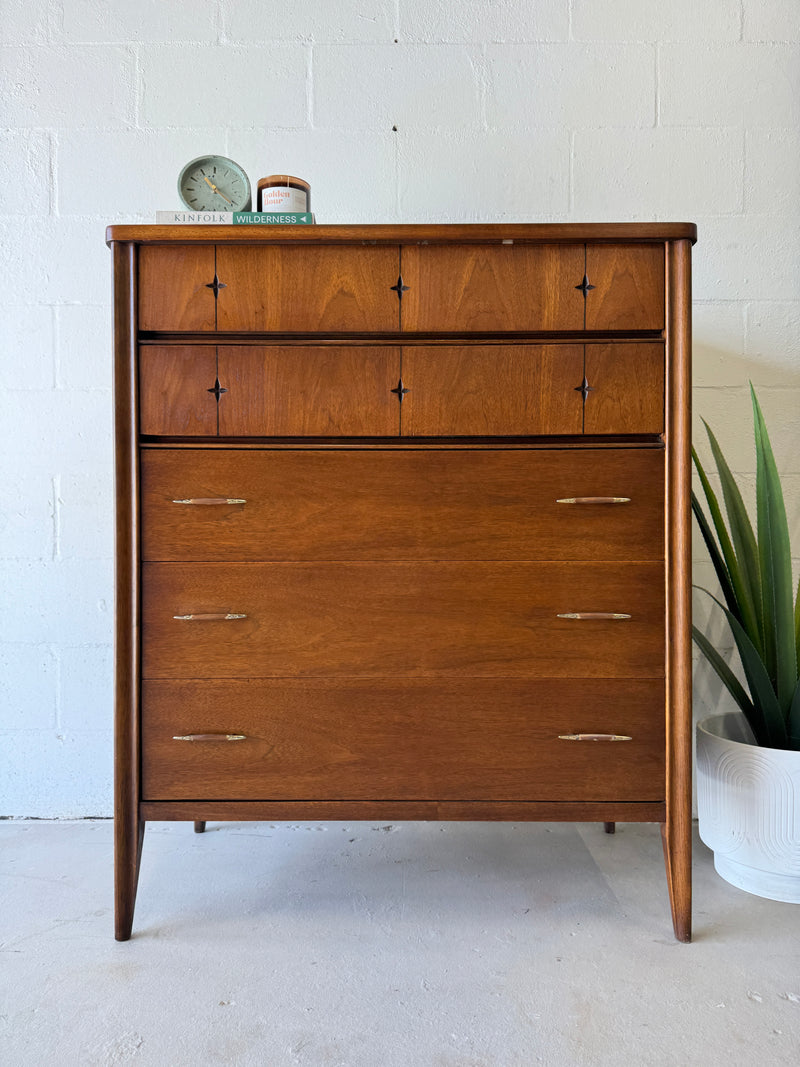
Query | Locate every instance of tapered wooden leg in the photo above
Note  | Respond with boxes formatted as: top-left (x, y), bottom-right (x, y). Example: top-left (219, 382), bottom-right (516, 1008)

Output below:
top-left (194, 821), bottom-right (206, 834)
top-left (603, 822), bottom-right (616, 834)
top-left (115, 816), bottom-right (145, 941)
top-left (661, 821), bottom-right (691, 942)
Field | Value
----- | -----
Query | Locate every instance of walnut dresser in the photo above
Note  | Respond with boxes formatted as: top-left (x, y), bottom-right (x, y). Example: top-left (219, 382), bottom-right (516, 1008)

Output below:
top-left (106, 223), bottom-right (695, 942)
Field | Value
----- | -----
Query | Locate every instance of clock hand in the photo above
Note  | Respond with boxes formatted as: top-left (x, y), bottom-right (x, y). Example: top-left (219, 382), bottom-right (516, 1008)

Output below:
top-left (203, 175), bottom-right (233, 205)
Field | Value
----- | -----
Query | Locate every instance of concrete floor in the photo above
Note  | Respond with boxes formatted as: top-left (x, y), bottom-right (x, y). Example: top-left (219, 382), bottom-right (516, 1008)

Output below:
top-left (1, 820), bottom-right (798, 1066)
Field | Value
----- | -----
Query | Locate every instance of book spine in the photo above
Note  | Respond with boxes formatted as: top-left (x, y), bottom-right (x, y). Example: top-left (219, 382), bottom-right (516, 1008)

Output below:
top-left (155, 211), bottom-right (316, 225)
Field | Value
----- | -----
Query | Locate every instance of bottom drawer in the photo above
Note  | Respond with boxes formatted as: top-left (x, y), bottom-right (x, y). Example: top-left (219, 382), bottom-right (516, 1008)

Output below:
top-left (142, 678), bottom-right (665, 802)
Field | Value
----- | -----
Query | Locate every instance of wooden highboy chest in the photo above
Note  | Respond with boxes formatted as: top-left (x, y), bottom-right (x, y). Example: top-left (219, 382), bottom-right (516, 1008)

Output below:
top-left (107, 222), bottom-right (695, 941)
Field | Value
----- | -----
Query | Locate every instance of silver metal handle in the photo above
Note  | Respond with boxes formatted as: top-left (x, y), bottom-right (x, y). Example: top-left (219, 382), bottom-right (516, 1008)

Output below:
top-left (558, 733), bottom-right (633, 742)
top-left (173, 613), bottom-right (247, 621)
top-left (172, 498), bottom-right (246, 505)
top-left (556, 496), bottom-right (631, 505)
top-left (556, 612), bottom-right (631, 620)
top-left (173, 733), bottom-right (247, 742)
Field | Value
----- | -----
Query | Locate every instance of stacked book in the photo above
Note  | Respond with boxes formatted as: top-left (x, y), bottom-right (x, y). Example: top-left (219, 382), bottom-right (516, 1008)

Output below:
top-left (155, 211), bottom-right (315, 225)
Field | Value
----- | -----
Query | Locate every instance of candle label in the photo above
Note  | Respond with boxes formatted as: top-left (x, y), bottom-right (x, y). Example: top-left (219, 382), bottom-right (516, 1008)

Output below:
top-left (260, 186), bottom-right (308, 212)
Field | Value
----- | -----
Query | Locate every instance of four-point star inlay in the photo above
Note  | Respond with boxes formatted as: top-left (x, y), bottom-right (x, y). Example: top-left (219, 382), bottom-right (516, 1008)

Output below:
top-left (575, 376), bottom-right (594, 403)
top-left (208, 377), bottom-right (227, 401)
top-left (205, 273), bottom-right (227, 297)
top-left (390, 275), bottom-right (410, 300)
top-left (575, 274), bottom-right (595, 297)
top-left (391, 378), bottom-right (410, 402)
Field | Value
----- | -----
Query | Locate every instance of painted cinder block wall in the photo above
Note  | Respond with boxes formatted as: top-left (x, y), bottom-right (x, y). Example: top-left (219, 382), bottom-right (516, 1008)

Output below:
top-left (1, 0), bottom-right (798, 816)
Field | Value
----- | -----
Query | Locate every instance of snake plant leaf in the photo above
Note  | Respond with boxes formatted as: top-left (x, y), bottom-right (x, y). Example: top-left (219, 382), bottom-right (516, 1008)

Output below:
top-left (702, 419), bottom-right (763, 649)
top-left (691, 490), bottom-right (739, 618)
top-left (697, 587), bottom-right (788, 749)
top-left (692, 447), bottom-right (761, 649)
top-left (751, 385), bottom-right (797, 712)
top-left (691, 624), bottom-right (755, 721)
top-left (788, 678), bottom-right (800, 752)
top-left (795, 573), bottom-right (800, 673)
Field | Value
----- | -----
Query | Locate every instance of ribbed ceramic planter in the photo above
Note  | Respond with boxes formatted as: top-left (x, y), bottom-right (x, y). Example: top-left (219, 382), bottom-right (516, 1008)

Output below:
top-left (697, 712), bottom-right (800, 903)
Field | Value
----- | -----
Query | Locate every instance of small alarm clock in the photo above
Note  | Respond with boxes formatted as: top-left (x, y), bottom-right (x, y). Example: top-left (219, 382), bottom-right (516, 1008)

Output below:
top-left (178, 155), bottom-right (252, 212)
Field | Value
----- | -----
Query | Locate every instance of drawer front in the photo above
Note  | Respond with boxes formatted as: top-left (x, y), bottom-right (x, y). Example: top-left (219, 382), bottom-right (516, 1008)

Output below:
top-left (215, 245), bottom-right (400, 331)
top-left (139, 347), bottom-right (219, 436)
top-left (139, 346), bottom-right (401, 437)
top-left (217, 346), bottom-right (400, 436)
top-left (401, 244), bottom-right (585, 332)
top-left (142, 678), bottom-right (665, 802)
top-left (141, 448), bottom-right (665, 562)
top-left (141, 561), bottom-right (665, 679)
top-left (585, 244), bottom-right (665, 331)
top-left (398, 343), bottom-right (663, 437)
top-left (401, 243), bottom-right (664, 332)
top-left (138, 246), bottom-right (216, 332)
top-left (402, 345), bottom-right (584, 436)
top-left (584, 344), bottom-right (664, 434)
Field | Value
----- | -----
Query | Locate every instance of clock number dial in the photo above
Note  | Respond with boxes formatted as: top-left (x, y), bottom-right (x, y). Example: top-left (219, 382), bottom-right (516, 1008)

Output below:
top-left (178, 155), bottom-right (252, 212)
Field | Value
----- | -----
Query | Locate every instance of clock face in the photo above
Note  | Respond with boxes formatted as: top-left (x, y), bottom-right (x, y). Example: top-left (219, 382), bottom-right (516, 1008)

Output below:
top-left (178, 155), bottom-right (252, 212)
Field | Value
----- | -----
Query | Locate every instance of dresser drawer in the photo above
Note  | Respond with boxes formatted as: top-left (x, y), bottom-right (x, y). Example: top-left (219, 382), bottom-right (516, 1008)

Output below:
top-left (139, 246), bottom-right (216, 332)
top-left (139, 347), bottom-right (219, 436)
top-left (141, 447), bottom-right (665, 562)
top-left (401, 343), bottom-right (663, 437)
top-left (139, 345), bottom-right (401, 437)
top-left (584, 344), bottom-right (664, 434)
top-left (139, 343), bottom-right (664, 439)
top-left (216, 245), bottom-right (399, 331)
top-left (142, 678), bottom-right (665, 802)
top-left (138, 245), bottom-right (400, 332)
top-left (401, 243), bottom-right (664, 332)
top-left (402, 345), bottom-right (584, 436)
top-left (141, 561), bottom-right (665, 679)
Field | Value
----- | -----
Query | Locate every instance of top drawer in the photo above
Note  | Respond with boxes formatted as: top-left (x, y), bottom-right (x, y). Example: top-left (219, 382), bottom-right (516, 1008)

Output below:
top-left (137, 243), bottom-right (665, 334)
top-left (138, 245), bottom-right (400, 333)
top-left (401, 243), bottom-right (664, 332)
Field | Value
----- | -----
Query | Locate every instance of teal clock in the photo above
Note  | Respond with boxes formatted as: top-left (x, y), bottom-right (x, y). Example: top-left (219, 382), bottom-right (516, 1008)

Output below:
top-left (178, 155), bottom-right (252, 212)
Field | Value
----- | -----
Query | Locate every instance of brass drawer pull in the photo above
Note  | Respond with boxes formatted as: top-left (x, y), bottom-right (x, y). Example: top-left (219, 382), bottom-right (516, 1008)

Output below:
top-left (173, 733), bottom-right (247, 742)
top-left (556, 497), bottom-right (631, 505)
top-left (558, 733), bottom-right (633, 742)
top-left (556, 612), bottom-right (631, 620)
top-left (173, 613), bottom-right (247, 621)
top-left (172, 498), bottom-right (246, 505)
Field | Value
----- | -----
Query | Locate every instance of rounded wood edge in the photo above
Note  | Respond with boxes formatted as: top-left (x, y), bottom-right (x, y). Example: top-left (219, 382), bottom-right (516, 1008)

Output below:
top-left (106, 222), bottom-right (698, 247)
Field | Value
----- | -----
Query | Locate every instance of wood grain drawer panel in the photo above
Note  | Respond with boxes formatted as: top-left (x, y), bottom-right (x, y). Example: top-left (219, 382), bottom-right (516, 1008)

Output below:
top-left (141, 562), bottom-right (665, 679)
top-left (139, 347), bottom-right (218, 436)
top-left (584, 344), bottom-right (664, 434)
top-left (401, 244), bottom-right (585, 332)
top-left (216, 346), bottom-right (400, 436)
top-left (585, 244), bottom-right (665, 330)
top-left (138, 246), bottom-right (217, 331)
top-left (402, 345), bottom-right (584, 436)
top-left (141, 448), bottom-right (665, 562)
top-left (215, 246), bottom-right (399, 331)
top-left (141, 678), bottom-right (665, 802)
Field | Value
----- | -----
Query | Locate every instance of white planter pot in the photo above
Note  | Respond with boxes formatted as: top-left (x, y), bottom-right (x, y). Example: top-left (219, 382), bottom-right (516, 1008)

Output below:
top-left (697, 712), bottom-right (800, 903)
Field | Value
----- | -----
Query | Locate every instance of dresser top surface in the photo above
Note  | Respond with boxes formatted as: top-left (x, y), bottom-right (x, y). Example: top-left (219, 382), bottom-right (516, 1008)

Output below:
top-left (106, 221), bottom-right (697, 247)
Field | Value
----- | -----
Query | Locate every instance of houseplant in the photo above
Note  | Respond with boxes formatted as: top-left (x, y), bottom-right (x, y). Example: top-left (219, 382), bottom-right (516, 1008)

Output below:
top-left (693, 384), bottom-right (800, 902)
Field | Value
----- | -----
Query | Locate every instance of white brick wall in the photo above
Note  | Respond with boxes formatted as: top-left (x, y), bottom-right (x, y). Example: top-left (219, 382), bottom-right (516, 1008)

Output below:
top-left (1, 0), bottom-right (799, 816)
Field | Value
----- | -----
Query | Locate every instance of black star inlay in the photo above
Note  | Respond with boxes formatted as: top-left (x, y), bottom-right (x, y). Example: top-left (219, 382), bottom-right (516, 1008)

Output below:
top-left (391, 378), bottom-right (410, 402)
top-left (207, 377), bottom-right (227, 401)
top-left (205, 273), bottom-right (227, 297)
top-left (575, 376), bottom-right (594, 403)
top-left (390, 275), bottom-right (410, 300)
top-left (575, 274), bottom-right (595, 297)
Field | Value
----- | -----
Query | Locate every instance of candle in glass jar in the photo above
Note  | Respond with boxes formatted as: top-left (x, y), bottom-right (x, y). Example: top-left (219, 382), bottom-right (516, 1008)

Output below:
top-left (257, 174), bottom-right (311, 213)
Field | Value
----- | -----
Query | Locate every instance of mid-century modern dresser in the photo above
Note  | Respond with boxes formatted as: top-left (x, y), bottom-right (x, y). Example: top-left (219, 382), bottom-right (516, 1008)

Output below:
top-left (106, 223), bottom-right (695, 941)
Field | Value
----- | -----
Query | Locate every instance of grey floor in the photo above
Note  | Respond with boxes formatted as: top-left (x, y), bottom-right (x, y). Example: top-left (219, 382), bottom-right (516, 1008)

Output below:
top-left (1, 820), bottom-right (799, 1066)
